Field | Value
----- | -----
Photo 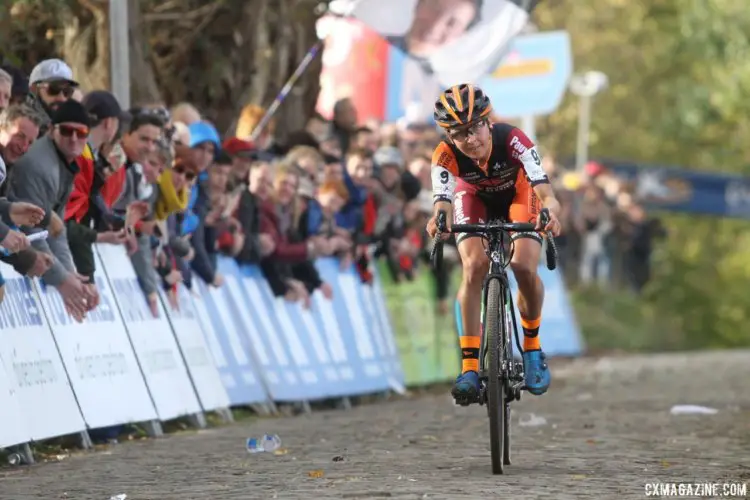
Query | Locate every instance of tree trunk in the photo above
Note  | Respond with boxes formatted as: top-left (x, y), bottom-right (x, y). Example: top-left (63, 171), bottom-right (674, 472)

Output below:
top-left (61, 0), bottom-right (111, 91)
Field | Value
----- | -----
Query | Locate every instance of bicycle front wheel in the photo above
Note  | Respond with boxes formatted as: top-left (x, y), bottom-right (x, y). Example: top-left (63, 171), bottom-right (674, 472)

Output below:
top-left (485, 277), bottom-right (507, 474)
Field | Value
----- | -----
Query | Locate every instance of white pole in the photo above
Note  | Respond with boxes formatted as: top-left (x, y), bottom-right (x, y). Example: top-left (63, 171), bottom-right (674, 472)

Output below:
top-left (520, 115), bottom-right (536, 141)
top-left (109, 0), bottom-right (131, 109)
top-left (575, 94), bottom-right (591, 173)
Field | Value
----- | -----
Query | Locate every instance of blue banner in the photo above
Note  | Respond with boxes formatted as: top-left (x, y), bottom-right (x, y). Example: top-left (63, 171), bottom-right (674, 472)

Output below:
top-left (213, 258), bottom-right (307, 402)
top-left (192, 277), bottom-right (268, 406)
top-left (602, 161), bottom-right (750, 219)
top-left (315, 259), bottom-right (392, 394)
top-left (479, 30), bottom-right (572, 119)
top-left (507, 265), bottom-right (584, 357)
top-left (231, 260), bottom-right (338, 401)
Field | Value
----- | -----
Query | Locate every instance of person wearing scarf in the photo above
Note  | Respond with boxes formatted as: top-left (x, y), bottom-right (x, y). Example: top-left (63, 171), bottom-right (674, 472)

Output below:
top-left (154, 167), bottom-right (190, 220)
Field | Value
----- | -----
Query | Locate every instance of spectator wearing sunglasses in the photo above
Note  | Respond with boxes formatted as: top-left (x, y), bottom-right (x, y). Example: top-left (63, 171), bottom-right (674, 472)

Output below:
top-left (27, 59), bottom-right (79, 136)
top-left (6, 99), bottom-right (95, 322)
top-left (64, 90), bottom-right (132, 283)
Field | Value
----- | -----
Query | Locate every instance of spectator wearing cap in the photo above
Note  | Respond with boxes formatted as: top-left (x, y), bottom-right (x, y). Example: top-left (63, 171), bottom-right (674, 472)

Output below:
top-left (181, 121), bottom-right (220, 237)
top-left (64, 90), bottom-right (132, 283)
top-left (374, 146), bottom-right (422, 202)
top-left (27, 59), bottom-right (79, 132)
top-left (222, 137), bottom-right (255, 192)
top-left (0, 104), bottom-right (45, 191)
top-left (6, 99), bottom-right (95, 321)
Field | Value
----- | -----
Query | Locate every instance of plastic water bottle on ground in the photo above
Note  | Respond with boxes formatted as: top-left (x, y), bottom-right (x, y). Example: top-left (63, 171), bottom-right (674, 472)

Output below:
top-left (246, 434), bottom-right (282, 454)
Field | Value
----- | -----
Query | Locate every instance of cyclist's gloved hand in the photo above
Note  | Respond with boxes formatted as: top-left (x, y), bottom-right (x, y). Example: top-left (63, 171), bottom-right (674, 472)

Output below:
top-left (535, 208), bottom-right (562, 236)
top-left (426, 211), bottom-right (451, 241)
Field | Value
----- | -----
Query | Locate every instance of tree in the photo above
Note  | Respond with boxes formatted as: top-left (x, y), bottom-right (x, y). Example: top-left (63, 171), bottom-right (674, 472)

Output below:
top-left (533, 0), bottom-right (750, 348)
top-left (0, 0), bottom-right (326, 135)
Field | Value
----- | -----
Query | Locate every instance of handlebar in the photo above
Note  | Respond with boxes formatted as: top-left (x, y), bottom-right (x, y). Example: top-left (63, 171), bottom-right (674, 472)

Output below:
top-left (430, 210), bottom-right (558, 271)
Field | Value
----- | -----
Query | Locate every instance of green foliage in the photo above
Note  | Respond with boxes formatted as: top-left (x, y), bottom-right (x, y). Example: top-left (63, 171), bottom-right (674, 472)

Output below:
top-left (535, 1), bottom-right (750, 350)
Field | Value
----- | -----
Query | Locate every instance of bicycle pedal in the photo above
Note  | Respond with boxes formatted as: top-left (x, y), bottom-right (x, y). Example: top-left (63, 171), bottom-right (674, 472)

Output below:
top-left (452, 391), bottom-right (479, 406)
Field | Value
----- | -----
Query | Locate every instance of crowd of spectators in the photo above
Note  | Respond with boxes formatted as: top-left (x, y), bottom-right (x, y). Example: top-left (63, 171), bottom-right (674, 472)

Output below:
top-left (545, 158), bottom-right (667, 293)
top-left (0, 57), bottom-right (664, 321)
top-left (0, 58), bottom-right (448, 320)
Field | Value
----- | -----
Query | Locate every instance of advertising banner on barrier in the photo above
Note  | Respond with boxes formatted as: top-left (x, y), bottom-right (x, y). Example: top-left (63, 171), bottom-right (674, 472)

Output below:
top-left (194, 274), bottom-right (269, 406)
top-left (315, 259), bottom-right (391, 394)
top-left (0, 263), bottom-right (86, 442)
top-left (358, 278), bottom-right (405, 392)
top-left (96, 244), bottom-right (202, 421)
top-left (35, 267), bottom-right (158, 429)
top-left (158, 282), bottom-right (231, 412)
top-left (377, 263), bottom-right (448, 385)
top-left (239, 262), bottom-right (361, 400)
top-left (215, 258), bottom-right (299, 401)
top-left (0, 359), bottom-right (27, 447)
top-left (507, 265), bottom-right (584, 356)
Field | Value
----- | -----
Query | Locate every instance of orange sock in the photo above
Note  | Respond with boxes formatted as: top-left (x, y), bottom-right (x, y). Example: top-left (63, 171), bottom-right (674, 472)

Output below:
top-left (521, 316), bottom-right (541, 351)
top-left (460, 336), bottom-right (480, 373)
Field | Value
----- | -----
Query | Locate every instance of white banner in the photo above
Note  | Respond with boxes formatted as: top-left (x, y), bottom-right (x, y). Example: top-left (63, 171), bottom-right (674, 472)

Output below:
top-left (36, 264), bottom-right (158, 429)
top-left (0, 263), bottom-right (85, 441)
top-left (96, 244), bottom-right (202, 420)
top-left (0, 296), bottom-right (31, 447)
top-left (161, 283), bottom-right (231, 412)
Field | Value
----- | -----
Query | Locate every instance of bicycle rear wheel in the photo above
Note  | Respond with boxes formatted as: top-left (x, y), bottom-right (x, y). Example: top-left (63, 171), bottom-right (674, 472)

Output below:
top-left (485, 278), bottom-right (506, 474)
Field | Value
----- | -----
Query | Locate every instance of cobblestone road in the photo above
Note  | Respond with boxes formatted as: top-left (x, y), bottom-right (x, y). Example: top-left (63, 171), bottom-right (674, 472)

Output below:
top-left (2, 350), bottom-right (749, 500)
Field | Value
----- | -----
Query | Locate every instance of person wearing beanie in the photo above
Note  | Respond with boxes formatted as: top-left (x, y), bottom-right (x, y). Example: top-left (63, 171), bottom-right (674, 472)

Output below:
top-left (6, 98), bottom-right (94, 322)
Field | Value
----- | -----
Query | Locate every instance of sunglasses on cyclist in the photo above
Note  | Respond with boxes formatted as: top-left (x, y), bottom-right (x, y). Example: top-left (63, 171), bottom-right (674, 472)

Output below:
top-left (172, 166), bottom-right (196, 181)
top-left (42, 82), bottom-right (75, 98)
top-left (447, 120), bottom-right (488, 142)
top-left (56, 124), bottom-right (90, 139)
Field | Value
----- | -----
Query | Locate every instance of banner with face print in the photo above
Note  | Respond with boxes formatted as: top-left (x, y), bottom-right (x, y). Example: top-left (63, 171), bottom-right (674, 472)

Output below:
top-left (350, 0), bottom-right (536, 86)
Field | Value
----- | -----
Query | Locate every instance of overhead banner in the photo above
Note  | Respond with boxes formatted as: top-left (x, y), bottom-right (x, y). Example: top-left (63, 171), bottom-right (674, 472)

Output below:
top-left (316, 16), bottom-right (389, 123)
top-left (352, 0), bottom-right (534, 85)
top-left (479, 30), bottom-right (572, 118)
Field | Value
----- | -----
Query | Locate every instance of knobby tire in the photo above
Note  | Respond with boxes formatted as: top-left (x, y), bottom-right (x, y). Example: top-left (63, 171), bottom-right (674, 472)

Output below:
top-left (485, 278), bottom-right (506, 474)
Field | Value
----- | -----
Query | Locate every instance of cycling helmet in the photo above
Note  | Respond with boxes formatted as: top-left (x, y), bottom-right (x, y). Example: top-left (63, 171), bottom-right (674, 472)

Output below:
top-left (433, 83), bottom-right (492, 129)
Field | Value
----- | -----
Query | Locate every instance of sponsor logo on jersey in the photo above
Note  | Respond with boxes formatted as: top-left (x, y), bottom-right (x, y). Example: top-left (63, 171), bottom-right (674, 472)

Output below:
top-left (454, 190), bottom-right (470, 224)
top-left (509, 135), bottom-right (528, 160)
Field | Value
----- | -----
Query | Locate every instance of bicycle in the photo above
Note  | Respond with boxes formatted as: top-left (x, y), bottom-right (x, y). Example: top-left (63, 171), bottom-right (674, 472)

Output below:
top-left (430, 208), bottom-right (558, 475)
